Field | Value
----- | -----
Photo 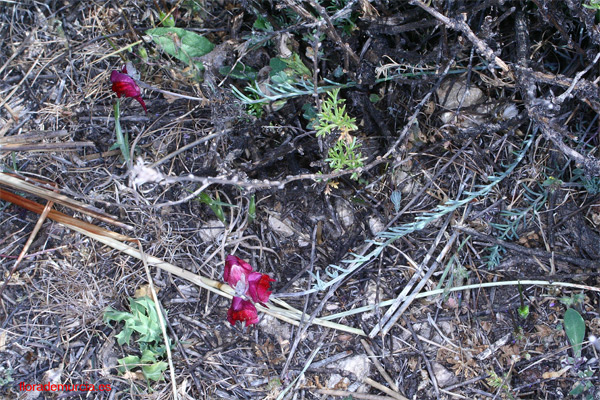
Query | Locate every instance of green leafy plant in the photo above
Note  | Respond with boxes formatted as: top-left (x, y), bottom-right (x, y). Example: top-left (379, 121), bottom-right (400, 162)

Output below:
top-left (231, 74), bottom-right (354, 106)
top-left (486, 370), bottom-right (513, 399)
top-left (315, 88), bottom-right (363, 180)
top-left (230, 53), bottom-right (314, 116)
top-left (325, 138), bottom-right (364, 180)
top-left (390, 190), bottom-right (402, 213)
top-left (158, 10), bottom-right (175, 27)
top-left (436, 238), bottom-right (470, 305)
top-left (569, 368), bottom-right (595, 398)
top-left (146, 27), bottom-right (214, 71)
top-left (559, 293), bottom-right (586, 308)
top-left (562, 308), bottom-right (595, 398)
top-left (315, 88), bottom-right (358, 138)
top-left (104, 296), bottom-right (170, 382)
top-left (572, 168), bottom-right (600, 195)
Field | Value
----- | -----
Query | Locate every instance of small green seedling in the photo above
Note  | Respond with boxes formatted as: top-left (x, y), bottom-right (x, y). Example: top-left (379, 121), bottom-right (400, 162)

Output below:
top-left (559, 293), bottom-right (585, 308)
top-left (517, 282), bottom-right (529, 319)
top-left (248, 194), bottom-right (256, 224)
top-left (104, 296), bottom-right (169, 382)
top-left (194, 191), bottom-right (236, 223)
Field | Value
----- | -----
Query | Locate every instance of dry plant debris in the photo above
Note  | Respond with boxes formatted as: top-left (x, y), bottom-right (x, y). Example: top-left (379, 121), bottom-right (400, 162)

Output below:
top-left (1, 1), bottom-right (600, 399)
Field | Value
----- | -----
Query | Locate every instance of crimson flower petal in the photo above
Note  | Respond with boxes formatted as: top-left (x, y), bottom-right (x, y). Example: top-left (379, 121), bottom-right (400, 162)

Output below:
top-left (247, 272), bottom-right (275, 304)
top-left (224, 255), bottom-right (254, 289)
top-left (227, 297), bottom-right (259, 327)
top-left (110, 70), bottom-right (147, 113)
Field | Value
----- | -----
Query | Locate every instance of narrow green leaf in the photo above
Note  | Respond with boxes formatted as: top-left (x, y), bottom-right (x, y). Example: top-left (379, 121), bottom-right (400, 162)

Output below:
top-left (248, 194), bottom-right (256, 224)
top-left (564, 308), bottom-right (585, 358)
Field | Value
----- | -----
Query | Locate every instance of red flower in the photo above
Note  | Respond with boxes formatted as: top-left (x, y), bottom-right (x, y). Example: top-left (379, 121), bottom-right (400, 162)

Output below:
top-left (247, 272), bottom-right (275, 304)
top-left (110, 67), bottom-right (147, 112)
top-left (224, 255), bottom-right (253, 292)
top-left (227, 297), bottom-right (259, 327)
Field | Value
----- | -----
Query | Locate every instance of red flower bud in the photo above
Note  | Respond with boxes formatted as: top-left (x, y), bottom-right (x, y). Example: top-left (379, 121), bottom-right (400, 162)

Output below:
top-left (110, 67), bottom-right (147, 113)
top-left (247, 272), bottom-right (275, 304)
top-left (227, 297), bottom-right (259, 327)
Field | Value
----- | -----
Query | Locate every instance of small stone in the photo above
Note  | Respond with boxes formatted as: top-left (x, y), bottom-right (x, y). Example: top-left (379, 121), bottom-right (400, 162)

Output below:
top-left (198, 220), bottom-right (225, 242)
top-left (259, 314), bottom-right (291, 340)
top-left (268, 215), bottom-right (295, 237)
top-left (432, 362), bottom-right (458, 387)
top-left (327, 354), bottom-right (371, 393)
top-left (437, 79), bottom-right (484, 109)
top-left (361, 282), bottom-right (379, 321)
top-left (368, 217), bottom-right (385, 236)
top-left (335, 199), bottom-right (355, 229)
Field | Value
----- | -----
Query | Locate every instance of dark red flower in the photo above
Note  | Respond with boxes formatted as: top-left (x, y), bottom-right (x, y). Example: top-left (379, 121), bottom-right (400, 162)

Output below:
top-left (227, 296), bottom-right (259, 327)
top-left (224, 255), bottom-right (253, 291)
top-left (247, 272), bottom-right (275, 304)
top-left (110, 67), bottom-right (147, 112)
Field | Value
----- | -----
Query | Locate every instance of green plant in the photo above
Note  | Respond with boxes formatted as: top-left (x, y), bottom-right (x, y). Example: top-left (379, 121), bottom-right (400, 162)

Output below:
top-left (194, 191), bottom-right (236, 223)
top-left (486, 370), bottom-right (514, 399)
top-left (325, 137), bottom-right (364, 180)
top-left (436, 238), bottom-right (470, 305)
top-left (390, 190), bottom-right (402, 213)
top-left (231, 75), bottom-right (354, 105)
top-left (111, 99), bottom-right (130, 162)
top-left (583, 0), bottom-right (600, 10)
top-left (564, 308), bottom-right (585, 359)
top-left (562, 308), bottom-right (595, 398)
top-left (308, 132), bottom-right (536, 294)
top-left (146, 27), bottom-right (214, 73)
top-left (315, 88), bottom-right (363, 180)
top-left (248, 194), bottom-right (256, 224)
top-left (315, 88), bottom-right (358, 138)
top-left (104, 296), bottom-right (170, 382)
top-left (517, 282), bottom-right (530, 319)
top-left (486, 184), bottom-right (547, 268)
top-left (572, 168), bottom-right (600, 195)
top-left (0, 366), bottom-right (13, 387)
top-left (559, 293), bottom-right (586, 308)
top-left (569, 368), bottom-right (595, 398)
